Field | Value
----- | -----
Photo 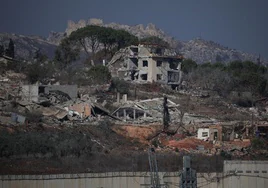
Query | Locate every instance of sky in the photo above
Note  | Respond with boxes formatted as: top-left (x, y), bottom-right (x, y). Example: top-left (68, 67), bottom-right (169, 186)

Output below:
top-left (1, 0), bottom-right (268, 59)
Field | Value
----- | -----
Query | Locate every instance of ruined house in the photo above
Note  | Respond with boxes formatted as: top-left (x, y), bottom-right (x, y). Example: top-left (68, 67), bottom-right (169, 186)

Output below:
top-left (108, 44), bottom-right (183, 87)
top-left (197, 125), bottom-right (222, 141)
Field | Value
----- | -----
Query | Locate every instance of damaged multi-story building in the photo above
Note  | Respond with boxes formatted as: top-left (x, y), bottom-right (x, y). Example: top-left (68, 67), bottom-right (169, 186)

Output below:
top-left (108, 44), bottom-right (183, 88)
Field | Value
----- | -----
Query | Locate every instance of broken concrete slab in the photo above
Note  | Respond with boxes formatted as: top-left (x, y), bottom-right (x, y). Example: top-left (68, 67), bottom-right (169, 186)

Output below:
top-left (55, 110), bottom-right (68, 120)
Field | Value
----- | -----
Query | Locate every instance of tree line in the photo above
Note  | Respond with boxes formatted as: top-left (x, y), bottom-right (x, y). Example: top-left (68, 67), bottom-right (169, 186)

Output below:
top-left (181, 59), bottom-right (268, 106)
top-left (54, 25), bottom-right (139, 68)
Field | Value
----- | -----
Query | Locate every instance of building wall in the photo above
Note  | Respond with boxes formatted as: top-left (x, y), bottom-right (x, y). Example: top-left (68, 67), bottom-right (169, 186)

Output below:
top-left (223, 160), bottom-right (268, 188)
top-left (43, 85), bottom-right (78, 99)
top-left (197, 128), bottom-right (210, 140)
top-left (151, 58), bottom-right (170, 83)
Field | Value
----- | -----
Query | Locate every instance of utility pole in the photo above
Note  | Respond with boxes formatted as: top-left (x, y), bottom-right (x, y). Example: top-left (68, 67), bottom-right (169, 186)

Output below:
top-left (163, 96), bottom-right (170, 131)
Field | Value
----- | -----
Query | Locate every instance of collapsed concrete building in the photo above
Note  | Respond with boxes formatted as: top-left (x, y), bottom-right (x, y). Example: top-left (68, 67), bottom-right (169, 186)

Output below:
top-left (108, 44), bottom-right (183, 88)
top-left (112, 97), bottom-right (180, 122)
top-left (20, 85), bottom-right (78, 102)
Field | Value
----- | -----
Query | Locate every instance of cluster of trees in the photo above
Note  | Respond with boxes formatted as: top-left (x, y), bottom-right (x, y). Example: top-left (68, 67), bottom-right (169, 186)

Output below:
top-left (0, 39), bottom-right (15, 58)
top-left (55, 25), bottom-right (139, 68)
top-left (181, 59), bottom-right (268, 105)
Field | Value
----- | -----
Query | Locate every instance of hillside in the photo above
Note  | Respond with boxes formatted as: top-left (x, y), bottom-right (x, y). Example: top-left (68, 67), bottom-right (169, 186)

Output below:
top-left (0, 33), bottom-right (57, 60)
top-left (1, 18), bottom-right (266, 64)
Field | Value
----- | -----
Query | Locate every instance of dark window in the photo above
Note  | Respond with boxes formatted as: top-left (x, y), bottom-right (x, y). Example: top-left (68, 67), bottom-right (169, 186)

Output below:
top-left (131, 47), bottom-right (138, 53)
top-left (237, 171), bottom-right (243, 173)
top-left (38, 86), bottom-right (45, 94)
top-left (157, 74), bottom-right (162, 80)
top-left (262, 171), bottom-right (267, 173)
top-left (157, 61), bottom-right (162, 67)
top-left (246, 171), bottom-right (251, 173)
top-left (254, 171), bottom-right (259, 173)
top-left (143, 60), bottom-right (148, 67)
top-left (141, 74), bottom-right (148, 80)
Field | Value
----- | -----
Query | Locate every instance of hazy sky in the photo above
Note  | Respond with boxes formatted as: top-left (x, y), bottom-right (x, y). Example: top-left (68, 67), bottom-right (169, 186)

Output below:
top-left (1, 0), bottom-right (268, 58)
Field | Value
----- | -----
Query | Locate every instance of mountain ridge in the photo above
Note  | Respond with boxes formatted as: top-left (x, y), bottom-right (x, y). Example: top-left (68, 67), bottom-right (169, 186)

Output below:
top-left (0, 18), bottom-right (266, 64)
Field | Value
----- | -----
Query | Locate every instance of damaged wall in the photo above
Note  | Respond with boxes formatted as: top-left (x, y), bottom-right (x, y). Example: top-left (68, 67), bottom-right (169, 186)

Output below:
top-left (21, 85), bottom-right (39, 102)
top-left (20, 85), bottom-right (78, 102)
top-left (42, 85), bottom-right (78, 99)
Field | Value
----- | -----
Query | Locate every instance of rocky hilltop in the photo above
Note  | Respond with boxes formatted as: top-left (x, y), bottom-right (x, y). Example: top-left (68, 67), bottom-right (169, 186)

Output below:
top-left (178, 38), bottom-right (261, 64)
top-left (0, 18), bottom-right (266, 64)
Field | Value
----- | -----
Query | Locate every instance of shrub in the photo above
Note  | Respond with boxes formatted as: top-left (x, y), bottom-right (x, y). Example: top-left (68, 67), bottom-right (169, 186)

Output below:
top-left (109, 78), bottom-right (129, 94)
top-left (251, 137), bottom-right (266, 150)
top-left (87, 65), bottom-right (111, 85)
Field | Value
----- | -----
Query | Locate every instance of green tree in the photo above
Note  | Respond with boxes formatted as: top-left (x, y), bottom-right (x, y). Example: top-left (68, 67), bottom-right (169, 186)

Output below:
top-left (181, 59), bottom-right (197, 74)
top-left (0, 44), bottom-right (4, 56)
top-left (67, 26), bottom-right (138, 61)
top-left (87, 65), bottom-right (111, 85)
top-left (113, 29), bottom-right (138, 50)
top-left (69, 25), bottom-right (101, 58)
top-left (26, 61), bottom-right (55, 84)
top-left (5, 39), bottom-right (15, 58)
top-left (211, 62), bottom-right (226, 70)
top-left (34, 48), bottom-right (48, 62)
top-left (54, 38), bottom-right (80, 69)
top-left (109, 78), bottom-right (130, 94)
top-left (98, 27), bottom-right (117, 57)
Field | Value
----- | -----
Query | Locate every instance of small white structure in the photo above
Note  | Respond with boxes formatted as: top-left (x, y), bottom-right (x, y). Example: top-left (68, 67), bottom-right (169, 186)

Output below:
top-left (197, 128), bottom-right (210, 141)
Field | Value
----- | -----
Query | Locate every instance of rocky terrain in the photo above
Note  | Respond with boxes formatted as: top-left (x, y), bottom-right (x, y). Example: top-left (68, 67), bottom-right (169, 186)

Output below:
top-left (178, 38), bottom-right (261, 64)
top-left (0, 18), bottom-right (266, 64)
top-left (0, 33), bottom-right (57, 60)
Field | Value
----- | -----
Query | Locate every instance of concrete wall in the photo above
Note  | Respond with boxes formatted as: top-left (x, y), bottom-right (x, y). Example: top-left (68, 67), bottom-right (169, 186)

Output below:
top-left (20, 85), bottom-right (39, 102)
top-left (198, 128), bottom-right (210, 140)
top-left (0, 172), bottom-right (216, 188)
top-left (1, 169), bottom-right (267, 188)
top-left (223, 160), bottom-right (268, 188)
top-left (43, 85), bottom-right (77, 99)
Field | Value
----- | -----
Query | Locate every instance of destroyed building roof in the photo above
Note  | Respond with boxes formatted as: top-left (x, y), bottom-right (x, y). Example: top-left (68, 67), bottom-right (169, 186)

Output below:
top-left (112, 104), bottom-right (152, 120)
top-left (112, 97), bottom-right (180, 122)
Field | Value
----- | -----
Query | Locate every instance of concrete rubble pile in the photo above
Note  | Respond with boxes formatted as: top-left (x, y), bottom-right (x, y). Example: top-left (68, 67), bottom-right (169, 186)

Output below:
top-left (112, 97), bottom-right (181, 123)
top-left (112, 96), bottom-right (217, 126)
top-left (0, 80), bottom-right (119, 126)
